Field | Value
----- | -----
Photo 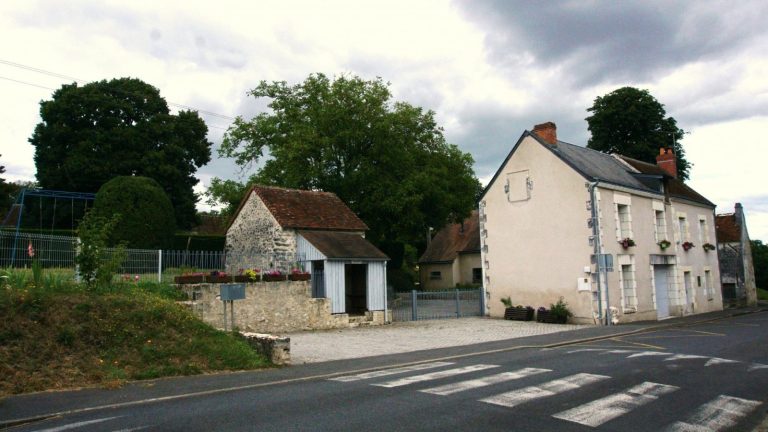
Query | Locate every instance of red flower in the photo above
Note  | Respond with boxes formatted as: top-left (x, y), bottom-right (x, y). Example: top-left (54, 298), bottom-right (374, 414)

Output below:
top-left (27, 242), bottom-right (34, 258)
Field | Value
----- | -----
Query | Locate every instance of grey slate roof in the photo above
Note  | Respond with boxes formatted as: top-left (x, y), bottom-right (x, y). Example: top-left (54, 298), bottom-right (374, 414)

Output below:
top-left (532, 134), bottom-right (658, 193)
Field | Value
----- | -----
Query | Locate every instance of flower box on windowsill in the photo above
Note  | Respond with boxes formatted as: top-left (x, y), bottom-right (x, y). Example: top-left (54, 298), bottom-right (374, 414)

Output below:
top-left (504, 306), bottom-right (534, 321)
top-left (174, 275), bottom-right (204, 284)
top-left (619, 238), bottom-right (636, 249)
top-left (262, 274), bottom-right (287, 282)
top-left (288, 273), bottom-right (311, 281)
top-left (682, 241), bottom-right (695, 252)
top-left (702, 243), bottom-right (716, 252)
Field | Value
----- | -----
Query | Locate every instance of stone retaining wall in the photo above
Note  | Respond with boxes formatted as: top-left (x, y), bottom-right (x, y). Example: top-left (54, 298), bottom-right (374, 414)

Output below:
top-left (179, 281), bottom-right (388, 333)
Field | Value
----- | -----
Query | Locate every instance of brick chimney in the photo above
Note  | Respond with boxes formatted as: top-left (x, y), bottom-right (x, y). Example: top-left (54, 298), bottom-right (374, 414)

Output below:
top-left (532, 122), bottom-right (557, 145)
top-left (656, 147), bottom-right (677, 178)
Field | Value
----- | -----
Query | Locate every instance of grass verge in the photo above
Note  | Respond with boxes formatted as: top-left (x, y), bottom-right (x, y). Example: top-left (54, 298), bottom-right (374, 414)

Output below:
top-left (0, 275), bottom-right (269, 396)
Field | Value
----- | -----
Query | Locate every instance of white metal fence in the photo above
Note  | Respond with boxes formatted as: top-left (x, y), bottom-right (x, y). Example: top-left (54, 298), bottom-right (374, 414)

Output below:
top-left (0, 230), bottom-right (304, 282)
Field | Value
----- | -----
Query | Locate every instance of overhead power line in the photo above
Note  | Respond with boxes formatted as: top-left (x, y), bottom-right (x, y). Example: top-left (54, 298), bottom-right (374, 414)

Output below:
top-left (0, 58), bottom-right (237, 122)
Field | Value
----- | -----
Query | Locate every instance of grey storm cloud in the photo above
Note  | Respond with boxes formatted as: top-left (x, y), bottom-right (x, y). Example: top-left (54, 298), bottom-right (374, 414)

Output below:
top-left (453, 0), bottom-right (768, 86)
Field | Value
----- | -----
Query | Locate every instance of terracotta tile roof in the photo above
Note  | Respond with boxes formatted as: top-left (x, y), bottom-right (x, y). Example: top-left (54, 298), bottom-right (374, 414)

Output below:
top-left (419, 211), bottom-right (480, 263)
top-left (715, 213), bottom-right (740, 243)
top-left (242, 186), bottom-right (369, 231)
top-left (299, 231), bottom-right (388, 260)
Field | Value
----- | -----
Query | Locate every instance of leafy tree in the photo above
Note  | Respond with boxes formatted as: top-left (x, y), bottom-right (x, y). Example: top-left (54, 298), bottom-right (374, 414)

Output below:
top-left (751, 240), bottom-right (768, 290)
top-left (29, 78), bottom-right (212, 228)
top-left (0, 154), bottom-right (13, 216)
top-left (76, 210), bottom-right (124, 289)
top-left (586, 87), bottom-right (691, 180)
top-left (204, 178), bottom-right (248, 219)
top-left (219, 73), bottom-right (480, 250)
top-left (93, 176), bottom-right (176, 249)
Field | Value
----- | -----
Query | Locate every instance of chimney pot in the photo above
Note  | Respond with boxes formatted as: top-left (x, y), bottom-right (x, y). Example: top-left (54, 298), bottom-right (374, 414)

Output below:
top-left (532, 122), bottom-right (557, 145)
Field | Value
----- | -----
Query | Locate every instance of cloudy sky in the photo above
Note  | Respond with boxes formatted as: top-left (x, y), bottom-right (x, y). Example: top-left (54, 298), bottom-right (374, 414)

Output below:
top-left (1, 0), bottom-right (767, 240)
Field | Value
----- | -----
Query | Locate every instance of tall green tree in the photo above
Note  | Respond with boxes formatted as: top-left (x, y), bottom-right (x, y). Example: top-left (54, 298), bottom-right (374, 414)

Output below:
top-left (219, 73), bottom-right (480, 250)
top-left (0, 154), bottom-right (13, 216)
top-left (586, 87), bottom-right (691, 180)
top-left (751, 240), bottom-right (768, 290)
top-left (29, 78), bottom-right (212, 228)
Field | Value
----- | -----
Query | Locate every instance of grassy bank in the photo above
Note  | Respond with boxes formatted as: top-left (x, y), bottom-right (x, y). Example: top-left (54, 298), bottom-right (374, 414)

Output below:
top-left (0, 271), bottom-right (269, 396)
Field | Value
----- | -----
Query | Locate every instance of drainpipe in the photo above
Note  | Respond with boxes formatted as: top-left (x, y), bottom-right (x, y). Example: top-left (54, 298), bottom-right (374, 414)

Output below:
top-left (383, 261), bottom-right (388, 323)
top-left (588, 180), bottom-right (610, 326)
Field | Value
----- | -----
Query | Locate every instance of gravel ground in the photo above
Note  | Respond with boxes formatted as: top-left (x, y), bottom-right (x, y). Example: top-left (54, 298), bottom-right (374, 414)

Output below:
top-left (286, 317), bottom-right (588, 364)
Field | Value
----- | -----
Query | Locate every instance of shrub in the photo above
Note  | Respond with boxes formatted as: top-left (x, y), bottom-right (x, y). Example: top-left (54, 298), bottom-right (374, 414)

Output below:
top-left (94, 176), bottom-right (176, 249)
top-left (550, 296), bottom-right (573, 321)
top-left (500, 296), bottom-right (513, 308)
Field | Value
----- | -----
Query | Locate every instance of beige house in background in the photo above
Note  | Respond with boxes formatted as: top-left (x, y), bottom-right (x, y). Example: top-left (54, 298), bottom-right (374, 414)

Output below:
top-left (419, 211), bottom-right (481, 290)
top-left (480, 122), bottom-right (723, 324)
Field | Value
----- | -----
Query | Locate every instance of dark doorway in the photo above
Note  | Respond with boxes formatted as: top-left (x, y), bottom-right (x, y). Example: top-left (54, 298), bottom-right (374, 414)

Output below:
top-left (311, 260), bottom-right (325, 298)
top-left (345, 264), bottom-right (367, 315)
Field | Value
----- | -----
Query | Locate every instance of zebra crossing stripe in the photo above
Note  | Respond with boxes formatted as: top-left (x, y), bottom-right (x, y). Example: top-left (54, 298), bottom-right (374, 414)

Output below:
top-left (329, 362), bottom-right (454, 382)
top-left (667, 395), bottom-right (761, 432)
top-left (420, 368), bottom-right (551, 396)
top-left (479, 373), bottom-right (609, 408)
top-left (627, 351), bottom-right (672, 358)
top-left (665, 354), bottom-right (709, 361)
top-left (373, 364), bottom-right (499, 388)
top-left (704, 357), bottom-right (740, 367)
top-left (552, 381), bottom-right (679, 427)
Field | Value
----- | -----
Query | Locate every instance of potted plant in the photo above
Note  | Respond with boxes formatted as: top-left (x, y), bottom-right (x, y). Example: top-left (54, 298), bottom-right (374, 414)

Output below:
top-left (619, 238), bottom-right (636, 249)
top-left (174, 272), bottom-right (204, 284)
top-left (549, 297), bottom-right (572, 324)
top-left (288, 267), bottom-right (311, 281)
top-left (702, 243), bottom-right (716, 252)
top-left (682, 241), bottom-right (695, 251)
top-left (206, 271), bottom-right (232, 283)
top-left (263, 269), bottom-right (286, 282)
top-left (657, 239), bottom-right (671, 250)
top-left (235, 268), bottom-right (260, 283)
top-left (536, 306), bottom-right (551, 323)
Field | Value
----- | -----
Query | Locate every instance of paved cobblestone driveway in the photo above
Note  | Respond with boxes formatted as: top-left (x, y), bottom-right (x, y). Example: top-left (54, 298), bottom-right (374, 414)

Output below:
top-left (287, 317), bottom-right (588, 364)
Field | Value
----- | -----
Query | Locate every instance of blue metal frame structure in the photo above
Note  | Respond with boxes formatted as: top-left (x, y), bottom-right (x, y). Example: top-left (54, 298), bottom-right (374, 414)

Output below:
top-left (2, 188), bottom-right (96, 265)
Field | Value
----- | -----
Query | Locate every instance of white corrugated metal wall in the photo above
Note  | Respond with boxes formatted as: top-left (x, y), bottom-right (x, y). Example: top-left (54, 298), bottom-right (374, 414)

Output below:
top-left (325, 261), bottom-right (346, 313)
top-left (366, 261), bottom-right (387, 311)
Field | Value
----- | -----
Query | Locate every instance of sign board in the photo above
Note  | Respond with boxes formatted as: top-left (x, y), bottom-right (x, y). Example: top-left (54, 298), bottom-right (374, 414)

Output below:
top-left (220, 283), bottom-right (245, 301)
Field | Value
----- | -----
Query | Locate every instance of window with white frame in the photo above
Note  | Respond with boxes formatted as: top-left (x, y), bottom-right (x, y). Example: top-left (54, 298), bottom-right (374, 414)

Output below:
top-left (616, 204), bottom-right (632, 239)
top-left (699, 218), bottom-right (709, 244)
top-left (655, 210), bottom-right (667, 242)
top-left (704, 270), bottom-right (713, 300)
top-left (620, 262), bottom-right (637, 310)
top-left (678, 216), bottom-right (689, 242)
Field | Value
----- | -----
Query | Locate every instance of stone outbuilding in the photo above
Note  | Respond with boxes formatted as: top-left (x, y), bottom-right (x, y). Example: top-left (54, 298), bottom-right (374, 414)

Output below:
top-left (226, 185), bottom-right (389, 318)
top-left (715, 203), bottom-right (757, 306)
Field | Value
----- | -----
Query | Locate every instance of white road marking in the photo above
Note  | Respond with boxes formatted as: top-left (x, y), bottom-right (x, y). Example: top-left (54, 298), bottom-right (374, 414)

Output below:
top-left (704, 357), bottom-right (740, 367)
top-left (329, 361), bottom-right (454, 382)
top-left (553, 381), bottom-right (679, 427)
top-left (605, 350), bottom-right (636, 354)
top-left (32, 417), bottom-right (122, 432)
top-left (665, 354), bottom-right (709, 361)
top-left (748, 363), bottom-right (768, 372)
top-left (667, 395), bottom-right (761, 432)
top-left (420, 368), bottom-right (551, 396)
top-left (479, 373), bottom-right (610, 408)
top-left (111, 427), bottom-right (149, 432)
top-left (373, 364), bottom-right (499, 388)
top-left (627, 351), bottom-right (672, 358)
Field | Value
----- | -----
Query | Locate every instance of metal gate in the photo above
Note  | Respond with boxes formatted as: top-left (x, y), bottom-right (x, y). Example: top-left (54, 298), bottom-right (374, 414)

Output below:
top-left (391, 288), bottom-right (483, 321)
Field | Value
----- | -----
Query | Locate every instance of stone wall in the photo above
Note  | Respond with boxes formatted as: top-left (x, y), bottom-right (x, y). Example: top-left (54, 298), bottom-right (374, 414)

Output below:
top-left (181, 281), bottom-right (359, 334)
top-left (225, 192), bottom-right (298, 273)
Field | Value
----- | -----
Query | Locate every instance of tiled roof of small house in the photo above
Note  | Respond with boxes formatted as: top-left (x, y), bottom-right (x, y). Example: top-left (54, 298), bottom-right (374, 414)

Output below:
top-left (715, 213), bottom-right (740, 243)
top-left (419, 211), bottom-right (480, 264)
top-left (231, 185), bottom-right (369, 231)
top-left (299, 231), bottom-right (388, 260)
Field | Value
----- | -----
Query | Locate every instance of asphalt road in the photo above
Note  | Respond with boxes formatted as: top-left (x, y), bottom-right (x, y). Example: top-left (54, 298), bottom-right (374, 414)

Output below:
top-left (5, 311), bottom-right (768, 431)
